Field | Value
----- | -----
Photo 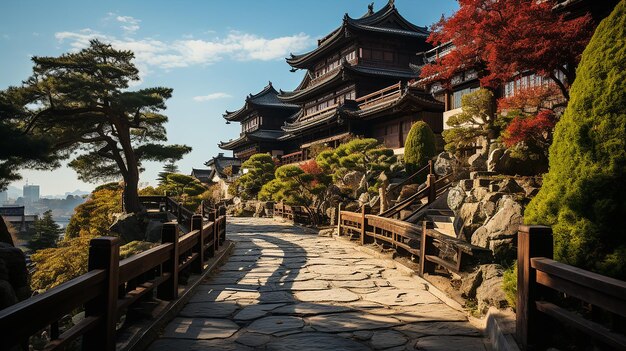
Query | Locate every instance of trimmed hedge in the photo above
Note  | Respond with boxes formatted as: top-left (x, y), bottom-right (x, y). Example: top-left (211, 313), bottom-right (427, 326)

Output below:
top-left (404, 121), bottom-right (436, 174)
top-left (524, 2), bottom-right (626, 279)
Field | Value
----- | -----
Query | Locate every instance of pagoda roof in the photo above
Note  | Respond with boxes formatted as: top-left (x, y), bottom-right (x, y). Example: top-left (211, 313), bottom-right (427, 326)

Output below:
top-left (286, 0), bottom-right (428, 69)
top-left (191, 168), bottom-right (213, 183)
top-left (340, 87), bottom-right (443, 120)
top-left (218, 129), bottom-right (285, 150)
top-left (204, 154), bottom-right (241, 180)
top-left (281, 84), bottom-right (442, 134)
top-left (278, 63), bottom-right (419, 104)
top-left (223, 82), bottom-right (299, 122)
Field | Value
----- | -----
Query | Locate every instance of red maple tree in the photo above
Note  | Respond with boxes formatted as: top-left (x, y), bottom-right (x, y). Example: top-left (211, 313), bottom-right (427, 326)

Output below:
top-left (497, 85), bottom-right (562, 113)
top-left (502, 110), bottom-right (556, 149)
top-left (420, 0), bottom-right (593, 100)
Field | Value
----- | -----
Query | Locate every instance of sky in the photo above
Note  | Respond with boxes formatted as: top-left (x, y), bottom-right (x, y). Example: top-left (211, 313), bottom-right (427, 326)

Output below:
top-left (0, 0), bottom-right (458, 196)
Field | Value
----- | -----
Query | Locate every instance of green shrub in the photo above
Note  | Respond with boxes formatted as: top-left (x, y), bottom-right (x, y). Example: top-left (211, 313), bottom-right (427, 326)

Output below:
top-left (404, 121), bottom-right (436, 174)
top-left (524, 2), bottom-right (626, 279)
top-left (502, 262), bottom-right (517, 309)
top-left (233, 153), bottom-right (276, 200)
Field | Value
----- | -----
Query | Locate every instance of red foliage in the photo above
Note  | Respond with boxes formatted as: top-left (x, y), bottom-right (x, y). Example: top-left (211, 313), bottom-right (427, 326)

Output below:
top-left (420, 0), bottom-right (593, 95)
top-left (497, 85), bottom-right (561, 112)
top-left (502, 110), bottom-right (556, 148)
top-left (300, 160), bottom-right (323, 175)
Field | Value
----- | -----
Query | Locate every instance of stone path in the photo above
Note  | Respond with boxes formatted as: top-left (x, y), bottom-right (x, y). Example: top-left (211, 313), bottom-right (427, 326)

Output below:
top-left (148, 218), bottom-right (487, 351)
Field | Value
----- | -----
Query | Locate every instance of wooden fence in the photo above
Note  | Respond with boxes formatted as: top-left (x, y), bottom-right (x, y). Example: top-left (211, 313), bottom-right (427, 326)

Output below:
top-left (274, 202), bottom-right (321, 226)
top-left (517, 226), bottom-right (626, 350)
top-left (338, 206), bottom-right (489, 276)
top-left (0, 197), bottom-right (227, 351)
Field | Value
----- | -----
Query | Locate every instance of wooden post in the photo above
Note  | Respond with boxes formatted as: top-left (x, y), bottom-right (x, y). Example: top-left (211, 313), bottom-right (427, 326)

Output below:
top-left (208, 210), bottom-right (217, 251)
top-left (219, 206), bottom-right (226, 244)
top-left (157, 223), bottom-right (179, 300)
top-left (336, 204), bottom-right (342, 236)
top-left (426, 161), bottom-right (437, 204)
top-left (200, 200), bottom-right (205, 218)
top-left (190, 214), bottom-right (203, 274)
top-left (83, 237), bottom-right (119, 351)
top-left (419, 221), bottom-right (436, 277)
top-left (517, 225), bottom-right (553, 351)
top-left (360, 205), bottom-right (370, 245)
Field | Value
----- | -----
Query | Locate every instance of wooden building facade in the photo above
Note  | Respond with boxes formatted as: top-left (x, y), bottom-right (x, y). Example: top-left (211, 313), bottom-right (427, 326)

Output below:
top-left (218, 1), bottom-right (445, 163)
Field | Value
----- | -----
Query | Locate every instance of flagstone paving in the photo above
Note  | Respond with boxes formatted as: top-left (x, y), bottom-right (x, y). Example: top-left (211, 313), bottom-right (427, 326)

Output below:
top-left (148, 217), bottom-right (487, 351)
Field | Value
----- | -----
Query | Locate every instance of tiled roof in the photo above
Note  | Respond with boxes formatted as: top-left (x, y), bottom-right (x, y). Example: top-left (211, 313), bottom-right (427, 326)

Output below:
top-left (223, 82), bottom-right (299, 122)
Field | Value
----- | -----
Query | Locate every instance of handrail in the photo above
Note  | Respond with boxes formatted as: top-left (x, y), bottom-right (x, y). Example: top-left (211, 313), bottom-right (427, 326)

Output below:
top-left (387, 163), bottom-right (431, 194)
top-left (380, 185), bottom-right (430, 218)
top-left (301, 103), bottom-right (339, 122)
top-left (0, 269), bottom-right (106, 347)
top-left (1, 196), bottom-right (228, 351)
top-left (517, 226), bottom-right (626, 350)
top-left (355, 81), bottom-right (402, 104)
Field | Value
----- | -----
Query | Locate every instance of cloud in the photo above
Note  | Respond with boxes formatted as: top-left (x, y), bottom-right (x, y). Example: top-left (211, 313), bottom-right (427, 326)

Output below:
top-left (54, 27), bottom-right (313, 76)
top-left (193, 93), bottom-right (232, 102)
top-left (116, 15), bottom-right (141, 34)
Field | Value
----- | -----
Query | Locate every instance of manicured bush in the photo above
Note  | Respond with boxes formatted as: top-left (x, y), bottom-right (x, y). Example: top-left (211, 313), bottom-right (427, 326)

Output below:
top-left (525, 2), bottom-right (626, 279)
top-left (404, 121), bottom-right (436, 174)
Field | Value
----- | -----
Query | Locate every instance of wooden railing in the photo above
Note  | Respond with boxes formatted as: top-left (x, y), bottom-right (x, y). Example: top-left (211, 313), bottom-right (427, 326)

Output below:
top-left (274, 202), bottom-right (321, 226)
top-left (301, 103), bottom-right (339, 122)
top-left (380, 162), bottom-right (454, 221)
top-left (355, 81), bottom-right (402, 109)
top-left (387, 163), bottom-right (431, 195)
top-left (0, 198), bottom-right (227, 351)
top-left (337, 206), bottom-right (488, 276)
top-left (517, 226), bottom-right (626, 350)
top-left (281, 150), bottom-right (304, 165)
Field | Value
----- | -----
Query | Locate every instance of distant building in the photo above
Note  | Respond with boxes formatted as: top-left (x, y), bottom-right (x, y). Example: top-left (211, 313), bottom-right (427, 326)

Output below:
top-left (0, 206), bottom-right (37, 233)
top-left (0, 191), bottom-right (7, 205)
top-left (23, 185), bottom-right (40, 204)
top-left (203, 153), bottom-right (242, 198)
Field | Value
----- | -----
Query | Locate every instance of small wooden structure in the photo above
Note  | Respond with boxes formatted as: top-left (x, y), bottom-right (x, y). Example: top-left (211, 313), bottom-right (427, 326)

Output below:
top-left (516, 226), bottom-right (626, 350)
top-left (0, 197), bottom-right (227, 351)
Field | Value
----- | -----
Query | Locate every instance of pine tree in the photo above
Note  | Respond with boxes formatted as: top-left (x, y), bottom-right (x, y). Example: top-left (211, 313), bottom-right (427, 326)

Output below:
top-left (1, 40), bottom-right (191, 213)
top-left (28, 210), bottom-right (62, 251)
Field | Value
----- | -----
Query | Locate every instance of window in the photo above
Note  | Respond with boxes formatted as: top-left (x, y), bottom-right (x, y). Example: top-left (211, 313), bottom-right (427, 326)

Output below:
top-left (383, 51), bottom-right (394, 62)
top-left (452, 87), bottom-right (479, 109)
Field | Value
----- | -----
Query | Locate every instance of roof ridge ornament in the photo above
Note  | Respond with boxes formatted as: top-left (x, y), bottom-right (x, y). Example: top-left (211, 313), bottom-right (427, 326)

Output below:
top-left (367, 2), bottom-right (374, 15)
top-left (389, 0), bottom-right (395, 8)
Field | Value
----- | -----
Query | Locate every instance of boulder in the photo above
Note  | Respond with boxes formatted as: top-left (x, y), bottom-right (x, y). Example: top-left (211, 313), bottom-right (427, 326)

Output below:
top-left (447, 185), bottom-right (466, 212)
top-left (475, 264), bottom-right (508, 310)
top-left (487, 148), bottom-right (505, 172)
top-left (467, 153), bottom-right (487, 171)
top-left (0, 243), bottom-right (29, 307)
top-left (110, 212), bottom-right (146, 243)
top-left (397, 184), bottom-right (420, 202)
top-left (458, 202), bottom-right (485, 238)
top-left (460, 179), bottom-right (474, 191)
top-left (318, 228), bottom-right (336, 237)
top-left (468, 186), bottom-right (489, 203)
top-left (145, 220), bottom-right (164, 242)
top-left (480, 192), bottom-right (505, 218)
top-left (498, 178), bottom-right (525, 194)
top-left (471, 196), bottom-right (523, 260)
top-left (343, 171), bottom-right (364, 189)
top-left (253, 202), bottom-right (266, 218)
top-left (460, 268), bottom-right (483, 299)
top-left (434, 152), bottom-right (454, 176)
top-left (357, 192), bottom-right (370, 206)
